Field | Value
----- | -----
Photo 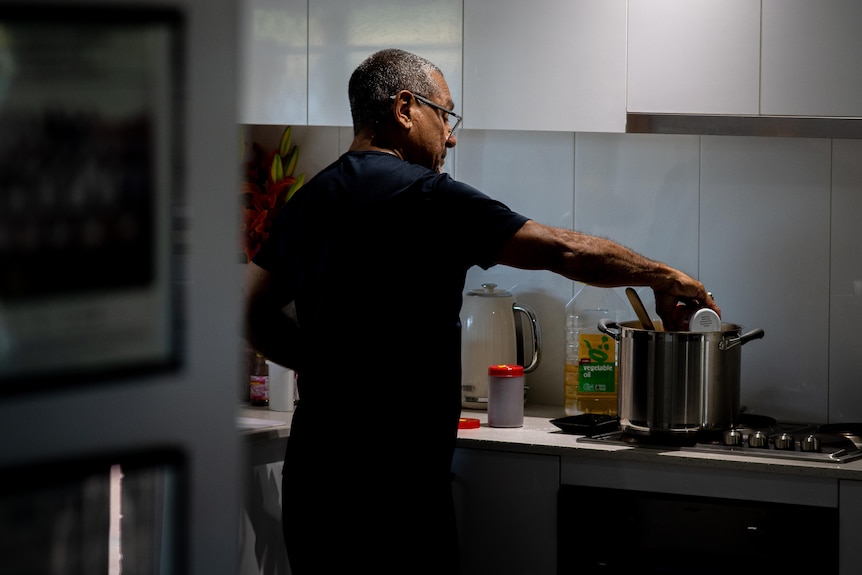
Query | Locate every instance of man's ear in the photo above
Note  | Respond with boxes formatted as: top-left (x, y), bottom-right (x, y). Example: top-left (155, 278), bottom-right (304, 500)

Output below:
top-left (390, 91), bottom-right (414, 130)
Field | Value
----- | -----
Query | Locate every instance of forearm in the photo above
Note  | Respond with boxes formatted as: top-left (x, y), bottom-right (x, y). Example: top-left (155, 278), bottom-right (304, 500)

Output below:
top-left (497, 221), bottom-right (719, 319)
top-left (500, 222), bottom-right (680, 289)
top-left (548, 229), bottom-right (679, 289)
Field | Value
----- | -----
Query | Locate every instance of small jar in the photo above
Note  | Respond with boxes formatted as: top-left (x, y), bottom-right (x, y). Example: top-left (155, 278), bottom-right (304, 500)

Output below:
top-left (672, 303), bottom-right (721, 332)
top-left (487, 364), bottom-right (525, 428)
top-left (249, 352), bottom-right (269, 407)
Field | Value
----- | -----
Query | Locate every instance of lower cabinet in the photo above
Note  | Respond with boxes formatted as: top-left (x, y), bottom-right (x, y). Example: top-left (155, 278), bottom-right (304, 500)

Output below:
top-left (559, 456), bottom-right (862, 575)
top-left (558, 484), bottom-right (838, 574)
top-left (240, 438), bottom-right (291, 575)
top-left (840, 480), bottom-right (862, 575)
top-left (452, 447), bottom-right (560, 575)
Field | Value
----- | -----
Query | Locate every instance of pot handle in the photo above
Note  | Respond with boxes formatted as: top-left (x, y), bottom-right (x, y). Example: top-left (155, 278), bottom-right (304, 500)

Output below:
top-left (514, 304), bottom-right (542, 373)
top-left (597, 318), bottom-right (620, 341)
top-left (719, 328), bottom-right (765, 351)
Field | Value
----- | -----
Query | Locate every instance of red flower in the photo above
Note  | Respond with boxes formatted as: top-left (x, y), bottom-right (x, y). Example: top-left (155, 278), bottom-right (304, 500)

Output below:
top-left (240, 127), bottom-right (305, 262)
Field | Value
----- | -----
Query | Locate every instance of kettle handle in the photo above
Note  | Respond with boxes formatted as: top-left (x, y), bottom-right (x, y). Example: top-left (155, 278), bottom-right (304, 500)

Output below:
top-left (514, 304), bottom-right (542, 373)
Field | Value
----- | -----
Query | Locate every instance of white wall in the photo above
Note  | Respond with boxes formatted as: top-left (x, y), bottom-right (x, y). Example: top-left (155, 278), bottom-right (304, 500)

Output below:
top-left (246, 124), bottom-right (862, 424)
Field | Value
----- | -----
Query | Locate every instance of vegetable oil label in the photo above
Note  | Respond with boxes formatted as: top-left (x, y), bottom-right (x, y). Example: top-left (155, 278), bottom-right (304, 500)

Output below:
top-left (575, 333), bottom-right (616, 393)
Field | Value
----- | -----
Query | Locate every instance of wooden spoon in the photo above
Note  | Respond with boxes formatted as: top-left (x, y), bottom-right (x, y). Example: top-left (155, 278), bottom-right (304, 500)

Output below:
top-left (625, 287), bottom-right (657, 331)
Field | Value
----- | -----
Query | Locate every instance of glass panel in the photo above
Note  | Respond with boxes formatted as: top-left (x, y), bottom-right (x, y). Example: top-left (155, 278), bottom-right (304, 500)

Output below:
top-left (0, 451), bottom-right (185, 575)
top-left (0, 6), bottom-right (185, 390)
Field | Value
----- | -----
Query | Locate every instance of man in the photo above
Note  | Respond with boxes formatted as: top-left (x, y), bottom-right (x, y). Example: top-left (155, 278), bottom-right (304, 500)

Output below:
top-left (244, 48), bottom-right (718, 574)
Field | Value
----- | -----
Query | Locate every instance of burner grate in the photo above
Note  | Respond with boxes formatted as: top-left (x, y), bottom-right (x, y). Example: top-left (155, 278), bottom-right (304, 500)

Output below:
top-left (574, 416), bottom-right (862, 464)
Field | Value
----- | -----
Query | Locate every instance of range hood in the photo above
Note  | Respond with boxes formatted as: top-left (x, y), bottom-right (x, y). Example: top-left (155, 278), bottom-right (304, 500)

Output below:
top-left (626, 113), bottom-right (862, 139)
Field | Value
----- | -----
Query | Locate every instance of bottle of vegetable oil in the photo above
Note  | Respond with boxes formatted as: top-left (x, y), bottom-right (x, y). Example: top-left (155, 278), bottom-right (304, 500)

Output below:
top-left (564, 284), bottom-right (627, 416)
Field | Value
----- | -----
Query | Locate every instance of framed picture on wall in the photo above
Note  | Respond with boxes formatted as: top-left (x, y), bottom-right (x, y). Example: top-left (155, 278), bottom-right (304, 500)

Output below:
top-left (0, 6), bottom-right (185, 391)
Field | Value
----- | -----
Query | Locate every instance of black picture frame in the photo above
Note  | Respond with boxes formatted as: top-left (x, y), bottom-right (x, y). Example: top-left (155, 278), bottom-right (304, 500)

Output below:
top-left (0, 5), bottom-right (186, 394)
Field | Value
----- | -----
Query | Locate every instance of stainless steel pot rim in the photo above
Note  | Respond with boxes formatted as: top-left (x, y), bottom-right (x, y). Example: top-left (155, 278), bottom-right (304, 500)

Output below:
top-left (615, 320), bottom-right (744, 334)
top-left (623, 421), bottom-right (729, 435)
top-left (609, 320), bottom-right (764, 350)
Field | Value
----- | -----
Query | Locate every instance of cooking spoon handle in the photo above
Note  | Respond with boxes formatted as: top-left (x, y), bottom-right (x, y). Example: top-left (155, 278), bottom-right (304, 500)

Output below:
top-left (625, 287), bottom-right (656, 331)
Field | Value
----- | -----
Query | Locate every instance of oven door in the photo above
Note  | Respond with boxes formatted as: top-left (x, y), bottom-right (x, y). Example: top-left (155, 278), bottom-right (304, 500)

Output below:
top-left (558, 485), bottom-right (838, 575)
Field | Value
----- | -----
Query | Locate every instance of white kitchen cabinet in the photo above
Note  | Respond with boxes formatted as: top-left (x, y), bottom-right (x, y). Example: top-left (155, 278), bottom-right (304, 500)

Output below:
top-left (307, 0), bottom-right (463, 127)
top-left (452, 447), bottom-right (559, 575)
top-left (463, 0), bottom-right (626, 132)
top-left (238, 0), bottom-right (308, 125)
top-left (627, 0), bottom-right (760, 115)
top-left (761, 0), bottom-right (862, 117)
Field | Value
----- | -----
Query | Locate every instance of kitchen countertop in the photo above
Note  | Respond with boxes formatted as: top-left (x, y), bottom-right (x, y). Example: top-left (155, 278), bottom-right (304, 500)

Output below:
top-left (237, 404), bottom-right (862, 481)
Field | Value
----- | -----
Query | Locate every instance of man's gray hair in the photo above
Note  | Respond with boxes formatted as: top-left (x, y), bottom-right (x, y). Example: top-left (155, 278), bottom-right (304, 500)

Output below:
top-left (348, 48), bottom-right (443, 135)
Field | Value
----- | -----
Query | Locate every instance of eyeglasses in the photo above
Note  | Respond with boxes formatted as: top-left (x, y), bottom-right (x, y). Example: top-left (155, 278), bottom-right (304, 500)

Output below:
top-left (390, 92), bottom-right (462, 139)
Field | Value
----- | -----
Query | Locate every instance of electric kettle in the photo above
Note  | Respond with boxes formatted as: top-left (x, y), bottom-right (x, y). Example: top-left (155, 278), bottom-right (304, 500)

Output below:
top-left (460, 284), bottom-right (542, 409)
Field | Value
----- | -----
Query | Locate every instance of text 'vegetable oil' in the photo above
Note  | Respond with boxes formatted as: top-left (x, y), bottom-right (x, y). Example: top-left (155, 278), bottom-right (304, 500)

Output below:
top-left (564, 285), bottom-right (626, 416)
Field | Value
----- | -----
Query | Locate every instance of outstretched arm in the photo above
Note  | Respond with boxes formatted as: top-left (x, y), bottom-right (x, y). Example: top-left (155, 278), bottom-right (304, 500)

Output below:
top-left (495, 220), bottom-right (720, 325)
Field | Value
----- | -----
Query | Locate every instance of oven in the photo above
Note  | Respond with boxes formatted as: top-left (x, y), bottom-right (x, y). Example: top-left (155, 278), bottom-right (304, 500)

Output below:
top-left (553, 413), bottom-right (856, 575)
top-left (557, 484), bottom-right (838, 575)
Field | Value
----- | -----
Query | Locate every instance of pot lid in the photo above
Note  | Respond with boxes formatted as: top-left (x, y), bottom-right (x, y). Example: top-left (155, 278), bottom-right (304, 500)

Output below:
top-left (466, 283), bottom-right (512, 298)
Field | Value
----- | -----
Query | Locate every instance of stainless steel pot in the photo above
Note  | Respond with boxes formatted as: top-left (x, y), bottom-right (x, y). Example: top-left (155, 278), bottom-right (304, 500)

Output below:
top-left (598, 319), bottom-right (764, 435)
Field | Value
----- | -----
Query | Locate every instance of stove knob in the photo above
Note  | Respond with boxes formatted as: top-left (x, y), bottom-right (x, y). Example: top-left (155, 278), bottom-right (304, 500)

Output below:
top-left (800, 434), bottom-right (821, 452)
top-left (723, 429), bottom-right (744, 446)
top-left (748, 430), bottom-right (769, 448)
top-left (774, 433), bottom-right (795, 450)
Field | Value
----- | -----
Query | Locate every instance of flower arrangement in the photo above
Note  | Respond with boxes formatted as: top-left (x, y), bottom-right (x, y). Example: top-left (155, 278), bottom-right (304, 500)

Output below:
top-left (240, 125), bottom-right (305, 262)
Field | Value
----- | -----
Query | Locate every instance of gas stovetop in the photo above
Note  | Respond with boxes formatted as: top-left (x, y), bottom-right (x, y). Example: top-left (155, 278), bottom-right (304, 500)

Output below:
top-left (552, 414), bottom-right (862, 464)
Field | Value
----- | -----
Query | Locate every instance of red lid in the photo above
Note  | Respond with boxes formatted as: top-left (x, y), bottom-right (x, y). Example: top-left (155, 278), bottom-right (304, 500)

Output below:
top-left (458, 417), bottom-right (480, 429)
top-left (487, 364), bottom-right (524, 376)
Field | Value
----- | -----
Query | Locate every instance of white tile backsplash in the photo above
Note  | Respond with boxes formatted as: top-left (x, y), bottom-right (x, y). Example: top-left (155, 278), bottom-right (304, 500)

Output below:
top-left (700, 136), bottom-right (832, 421)
top-left (455, 130), bottom-right (575, 407)
top-left (573, 132), bottom-right (703, 329)
top-left (574, 132), bottom-right (701, 277)
top-left (244, 124), bottom-right (862, 423)
top-left (829, 139), bottom-right (862, 422)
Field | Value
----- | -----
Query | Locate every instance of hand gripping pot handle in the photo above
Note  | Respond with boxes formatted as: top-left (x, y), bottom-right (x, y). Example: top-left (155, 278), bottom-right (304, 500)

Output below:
top-left (514, 303), bottom-right (542, 373)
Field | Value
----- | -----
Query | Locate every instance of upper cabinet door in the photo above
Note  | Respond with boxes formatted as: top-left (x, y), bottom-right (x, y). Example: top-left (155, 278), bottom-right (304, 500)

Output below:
top-left (307, 0), bottom-right (463, 127)
top-left (463, 0), bottom-right (626, 132)
top-left (627, 0), bottom-right (760, 115)
top-left (238, 0), bottom-right (308, 125)
top-left (761, 0), bottom-right (862, 117)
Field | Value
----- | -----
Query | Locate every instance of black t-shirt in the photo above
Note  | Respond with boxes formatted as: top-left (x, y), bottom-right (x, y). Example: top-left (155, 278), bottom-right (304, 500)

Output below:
top-left (254, 151), bottom-right (527, 464)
